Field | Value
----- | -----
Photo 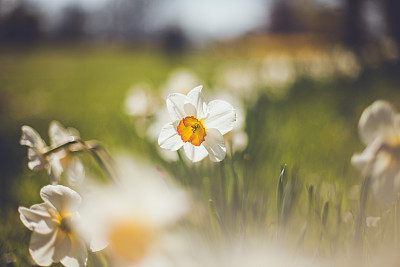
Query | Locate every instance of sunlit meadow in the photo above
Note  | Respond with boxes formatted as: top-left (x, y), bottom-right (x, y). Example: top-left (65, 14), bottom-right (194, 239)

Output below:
top-left (2, 39), bottom-right (400, 266)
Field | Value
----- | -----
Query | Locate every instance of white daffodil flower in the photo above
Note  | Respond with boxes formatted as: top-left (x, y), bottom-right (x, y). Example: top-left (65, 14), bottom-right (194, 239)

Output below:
top-left (18, 185), bottom-right (97, 267)
top-left (79, 156), bottom-right (188, 266)
top-left (20, 122), bottom-right (84, 185)
top-left (20, 125), bottom-right (63, 184)
top-left (49, 121), bottom-right (85, 186)
top-left (351, 100), bottom-right (400, 204)
top-left (158, 86), bottom-right (236, 162)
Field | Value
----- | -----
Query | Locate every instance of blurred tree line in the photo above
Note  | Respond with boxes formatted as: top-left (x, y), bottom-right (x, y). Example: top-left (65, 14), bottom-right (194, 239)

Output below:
top-left (0, 0), bottom-right (399, 50)
top-left (0, 0), bottom-right (187, 53)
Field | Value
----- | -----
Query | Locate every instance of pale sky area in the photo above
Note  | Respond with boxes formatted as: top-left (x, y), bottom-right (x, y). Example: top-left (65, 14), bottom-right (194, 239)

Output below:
top-left (1, 0), bottom-right (382, 42)
top-left (20, 0), bottom-right (272, 41)
top-left (144, 0), bottom-right (270, 41)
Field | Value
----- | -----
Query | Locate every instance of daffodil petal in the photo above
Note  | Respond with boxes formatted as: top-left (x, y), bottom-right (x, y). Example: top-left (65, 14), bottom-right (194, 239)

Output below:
top-left (20, 125), bottom-right (46, 149)
top-left (49, 121), bottom-right (71, 147)
top-left (158, 123), bottom-right (184, 151)
top-left (52, 231), bottom-right (71, 262)
top-left (47, 156), bottom-right (63, 185)
top-left (359, 100), bottom-right (396, 145)
top-left (203, 100), bottom-right (236, 135)
top-left (184, 102), bottom-right (197, 117)
top-left (28, 148), bottom-right (46, 171)
top-left (166, 93), bottom-right (187, 122)
top-left (65, 158), bottom-right (85, 186)
top-left (29, 231), bottom-right (58, 266)
top-left (89, 237), bottom-right (108, 253)
top-left (40, 185), bottom-right (81, 215)
top-left (202, 128), bottom-right (226, 162)
top-left (183, 143), bottom-right (208, 162)
top-left (351, 137), bottom-right (383, 172)
top-left (187, 85), bottom-right (207, 119)
top-left (60, 237), bottom-right (88, 267)
top-left (19, 204), bottom-right (55, 234)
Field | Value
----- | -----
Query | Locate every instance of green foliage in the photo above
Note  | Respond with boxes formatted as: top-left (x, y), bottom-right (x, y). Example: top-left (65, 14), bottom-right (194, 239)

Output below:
top-left (2, 45), bottom-right (400, 265)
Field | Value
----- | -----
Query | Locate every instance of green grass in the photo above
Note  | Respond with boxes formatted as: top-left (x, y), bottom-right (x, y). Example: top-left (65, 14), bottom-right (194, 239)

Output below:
top-left (2, 44), bottom-right (400, 265)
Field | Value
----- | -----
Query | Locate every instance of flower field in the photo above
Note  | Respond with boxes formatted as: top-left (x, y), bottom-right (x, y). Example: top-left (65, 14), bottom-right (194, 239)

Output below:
top-left (2, 43), bottom-right (400, 266)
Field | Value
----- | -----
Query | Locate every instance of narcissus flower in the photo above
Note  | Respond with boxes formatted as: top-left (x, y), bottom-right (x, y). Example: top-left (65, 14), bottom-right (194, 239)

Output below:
top-left (18, 185), bottom-right (97, 267)
top-left (20, 125), bottom-right (62, 184)
top-left (49, 121), bottom-right (85, 186)
top-left (158, 86), bottom-right (236, 162)
top-left (79, 156), bottom-right (188, 265)
top-left (352, 100), bottom-right (400, 204)
top-left (20, 121), bottom-right (85, 185)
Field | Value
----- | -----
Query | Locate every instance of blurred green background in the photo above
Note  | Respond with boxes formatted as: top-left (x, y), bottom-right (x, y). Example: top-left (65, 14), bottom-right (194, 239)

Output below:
top-left (2, 0), bottom-right (400, 265)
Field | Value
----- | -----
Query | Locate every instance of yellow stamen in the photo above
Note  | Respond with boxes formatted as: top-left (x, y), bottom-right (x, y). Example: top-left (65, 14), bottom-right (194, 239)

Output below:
top-left (177, 116), bottom-right (206, 146)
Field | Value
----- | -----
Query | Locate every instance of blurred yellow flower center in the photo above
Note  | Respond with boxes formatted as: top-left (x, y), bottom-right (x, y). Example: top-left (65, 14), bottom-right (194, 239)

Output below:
top-left (177, 116), bottom-right (206, 146)
top-left (56, 213), bottom-right (73, 234)
top-left (108, 220), bottom-right (158, 264)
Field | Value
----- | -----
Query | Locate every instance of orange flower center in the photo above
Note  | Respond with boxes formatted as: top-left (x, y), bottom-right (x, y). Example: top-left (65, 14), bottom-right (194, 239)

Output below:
top-left (177, 116), bottom-right (206, 146)
top-left (108, 219), bottom-right (158, 264)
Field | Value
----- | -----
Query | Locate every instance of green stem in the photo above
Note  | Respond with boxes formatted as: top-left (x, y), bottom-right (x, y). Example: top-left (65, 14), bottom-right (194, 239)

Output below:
top-left (228, 142), bottom-right (240, 227)
top-left (219, 161), bottom-right (226, 214)
top-left (354, 173), bottom-right (370, 255)
top-left (177, 150), bottom-right (190, 186)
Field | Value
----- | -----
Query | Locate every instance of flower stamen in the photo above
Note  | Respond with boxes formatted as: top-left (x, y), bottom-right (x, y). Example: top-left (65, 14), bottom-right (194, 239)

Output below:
top-left (177, 116), bottom-right (206, 146)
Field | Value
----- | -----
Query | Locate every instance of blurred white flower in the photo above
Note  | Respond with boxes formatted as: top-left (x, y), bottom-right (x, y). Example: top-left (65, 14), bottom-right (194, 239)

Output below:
top-left (20, 122), bottom-right (85, 185)
top-left (18, 185), bottom-right (97, 267)
top-left (366, 216), bottom-right (381, 228)
top-left (20, 125), bottom-right (62, 184)
top-left (380, 37), bottom-right (399, 61)
top-left (216, 63), bottom-right (258, 103)
top-left (124, 83), bottom-right (157, 118)
top-left (49, 121), bottom-right (85, 186)
top-left (352, 100), bottom-right (400, 204)
top-left (158, 86), bottom-right (236, 162)
top-left (260, 54), bottom-right (296, 98)
top-left (147, 107), bottom-right (171, 141)
top-left (333, 46), bottom-right (361, 80)
top-left (79, 156), bottom-right (188, 265)
top-left (304, 51), bottom-right (335, 82)
top-left (161, 68), bottom-right (201, 98)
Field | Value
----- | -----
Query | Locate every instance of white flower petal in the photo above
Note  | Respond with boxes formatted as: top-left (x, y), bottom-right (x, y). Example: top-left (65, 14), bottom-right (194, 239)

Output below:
top-left (351, 153), bottom-right (369, 172)
top-left (60, 237), bottom-right (88, 267)
top-left (166, 93), bottom-right (187, 122)
top-left (183, 143), bottom-right (208, 162)
top-left (19, 204), bottom-right (56, 234)
top-left (47, 156), bottom-right (64, 185)
top-left (27, 148), bottom-right (46, 171)
top-left (29, 231), bottom-right (57, 266)
top-left (202, 128), bottom-right (226, 162)
top-left (203, 100), bottom-right (236, 135)
top-left (359, 100), bottom-right (396, 145)
top-left (351, 137), bottom-right (383, 172)
top-left (89, 237), bottom-right (108, 253)
top-left (20, 125), bottom-right (46, 149)
top-left (183, 102), bottom-right (197, 117)
top-left (158, 123), bottom-right (184, 151)
top-left (52, 231), bottom-right (71, 262)
top-left (187, 85), bottom-right (207, 119)
top-left (40, 185), bottom-right (81, 215)
top-left (49, 121), bottom-right (72, 147)
top-left (65, 158), bottom-right (85, 186)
